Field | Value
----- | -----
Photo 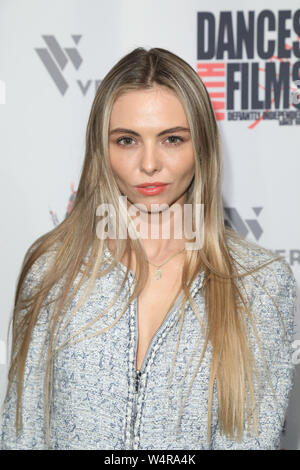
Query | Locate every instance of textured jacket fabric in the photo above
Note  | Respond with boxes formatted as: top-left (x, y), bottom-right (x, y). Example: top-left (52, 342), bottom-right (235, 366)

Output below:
top-left (0, 237), bottom-right (297, 450)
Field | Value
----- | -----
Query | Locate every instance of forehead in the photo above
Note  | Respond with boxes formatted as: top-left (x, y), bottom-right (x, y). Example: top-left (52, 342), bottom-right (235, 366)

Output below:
top-left (110, 86), bottom-right (188, 127)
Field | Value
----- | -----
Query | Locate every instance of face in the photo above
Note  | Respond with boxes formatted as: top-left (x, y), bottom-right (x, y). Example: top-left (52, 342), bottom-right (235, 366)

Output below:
top-left (108, 85), bottom-right (195, 215)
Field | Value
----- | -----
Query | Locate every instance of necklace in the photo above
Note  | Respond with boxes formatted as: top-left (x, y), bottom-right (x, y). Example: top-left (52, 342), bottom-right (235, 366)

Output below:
top-left (147, 247), bottom-right (186, 280)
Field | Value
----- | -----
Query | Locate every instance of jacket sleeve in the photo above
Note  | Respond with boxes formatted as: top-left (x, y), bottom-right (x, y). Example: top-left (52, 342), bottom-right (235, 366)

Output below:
top-left (211, 256), bottom-right (297, 450)
top-left (0, 253), bottom-right (54, 450)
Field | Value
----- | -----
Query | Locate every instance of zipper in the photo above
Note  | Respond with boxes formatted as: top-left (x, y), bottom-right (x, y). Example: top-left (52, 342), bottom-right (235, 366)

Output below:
top-left (128, 270), bottom-right (203, 449)
top-left (133, 369), bottom-right (142, 423)
top-left (131, 369), bottom-right (141, 448)
top-left (130, 291), bottom-right (184, 449)
top-left (135, 369), bottom-right (142, 393)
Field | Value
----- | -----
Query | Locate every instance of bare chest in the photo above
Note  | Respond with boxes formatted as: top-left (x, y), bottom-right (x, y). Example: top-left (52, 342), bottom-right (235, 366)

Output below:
top-left (106, 239), bottom-right (186, 370)
top-left (135, 264), bottom-right (183, 370)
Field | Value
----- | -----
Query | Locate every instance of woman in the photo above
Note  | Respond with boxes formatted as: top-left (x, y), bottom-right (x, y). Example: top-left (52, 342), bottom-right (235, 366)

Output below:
top-left (0, 47), bottom-right (297, 450)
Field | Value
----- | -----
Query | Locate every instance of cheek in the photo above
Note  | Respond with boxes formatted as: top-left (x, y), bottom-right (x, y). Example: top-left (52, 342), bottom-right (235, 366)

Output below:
top-left (175, 154), bottom-right (195, 179)
top-left (109, 152), bottom-right (126, 179)
top-left (186, 151), bottom-right (195, 175)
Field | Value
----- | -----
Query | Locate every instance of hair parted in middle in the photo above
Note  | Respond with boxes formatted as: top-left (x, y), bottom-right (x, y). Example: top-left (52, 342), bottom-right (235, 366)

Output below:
top-left (5, 47), bottom-right (286, 448)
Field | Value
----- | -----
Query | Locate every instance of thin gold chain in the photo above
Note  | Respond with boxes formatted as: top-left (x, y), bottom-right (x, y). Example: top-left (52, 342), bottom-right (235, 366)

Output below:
top-left (147, 247), bottom-right (186, 268)
top-left (147, 247), bottom-right (186, 280)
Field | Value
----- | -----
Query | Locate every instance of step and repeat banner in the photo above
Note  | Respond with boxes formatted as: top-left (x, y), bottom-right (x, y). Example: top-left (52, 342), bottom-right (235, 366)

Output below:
top-left (0, 0), bottom-right (299, 449)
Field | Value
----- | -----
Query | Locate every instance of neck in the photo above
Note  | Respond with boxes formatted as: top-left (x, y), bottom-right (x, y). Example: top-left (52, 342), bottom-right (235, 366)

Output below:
top-left (129, 201), bottom-right (189, 258)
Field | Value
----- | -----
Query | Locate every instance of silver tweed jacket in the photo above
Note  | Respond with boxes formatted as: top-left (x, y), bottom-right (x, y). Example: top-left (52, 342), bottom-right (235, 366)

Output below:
top-left (0, 238), bottom-right (297, 450)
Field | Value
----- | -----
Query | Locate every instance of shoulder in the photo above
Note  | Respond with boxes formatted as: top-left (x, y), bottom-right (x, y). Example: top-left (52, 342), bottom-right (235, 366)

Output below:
top-left (225, 232), bottom-right (297, 340)
top-left (225, 232), bottom-right (297, 319)
top-left (226, 231), bottom-right (295, 287)
top-left (19, 242), bottom-right (60, 302)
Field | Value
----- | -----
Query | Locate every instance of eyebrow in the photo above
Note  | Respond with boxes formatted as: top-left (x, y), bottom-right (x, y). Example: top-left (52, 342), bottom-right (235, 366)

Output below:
top-left (109, 126), bottom-right (190, 137)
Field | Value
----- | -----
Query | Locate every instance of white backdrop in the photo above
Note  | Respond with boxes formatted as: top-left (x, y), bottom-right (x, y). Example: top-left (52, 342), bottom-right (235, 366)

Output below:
top-left (0, 0), bottom-right (299, 449)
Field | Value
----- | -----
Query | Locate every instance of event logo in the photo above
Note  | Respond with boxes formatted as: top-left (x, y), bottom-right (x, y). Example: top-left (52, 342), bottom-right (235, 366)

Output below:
top-left (197, 10), bottom-right (300, 128)
top-left (35, 35), bottom-right (102, 95)
top-left (224, 206), bottom-right (263, 239)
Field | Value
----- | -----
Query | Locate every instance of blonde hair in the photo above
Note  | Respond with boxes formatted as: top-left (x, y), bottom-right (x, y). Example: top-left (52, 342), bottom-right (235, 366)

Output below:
top-left (3, 47), bottom-right (290, 448)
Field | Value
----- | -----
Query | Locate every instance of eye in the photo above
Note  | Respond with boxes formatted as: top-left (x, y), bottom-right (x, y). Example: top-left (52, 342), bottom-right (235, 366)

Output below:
top-left (116, 136), bottom-right (135, 146)
top-left (115, 135), bottom-right (185, 147)
top-left (165, 135), bottom-right (184, 145)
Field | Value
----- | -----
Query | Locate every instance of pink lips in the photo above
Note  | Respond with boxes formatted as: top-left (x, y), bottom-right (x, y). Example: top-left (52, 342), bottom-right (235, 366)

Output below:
top-left (136, 184), bottom-right (168, 196)
top-left (136, 181), bottom-right (168, 188)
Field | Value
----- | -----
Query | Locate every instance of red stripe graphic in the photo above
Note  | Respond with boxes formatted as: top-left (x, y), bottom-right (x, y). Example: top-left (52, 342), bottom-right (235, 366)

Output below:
top-left (197, 63), bottom-right (225, 120)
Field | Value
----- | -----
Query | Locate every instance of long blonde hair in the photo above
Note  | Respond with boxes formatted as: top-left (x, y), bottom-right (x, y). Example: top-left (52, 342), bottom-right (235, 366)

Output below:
top-left (3, 47), bottom-right (288, 448)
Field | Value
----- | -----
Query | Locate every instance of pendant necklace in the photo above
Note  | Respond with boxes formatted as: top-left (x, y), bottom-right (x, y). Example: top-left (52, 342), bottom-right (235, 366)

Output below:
top-left (147, 247), bottom-right (186, 280)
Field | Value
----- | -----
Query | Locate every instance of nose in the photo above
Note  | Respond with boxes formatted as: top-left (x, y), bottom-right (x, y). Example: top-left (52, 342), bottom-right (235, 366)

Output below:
top-left (139, 142), bottom-right (162, 175)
